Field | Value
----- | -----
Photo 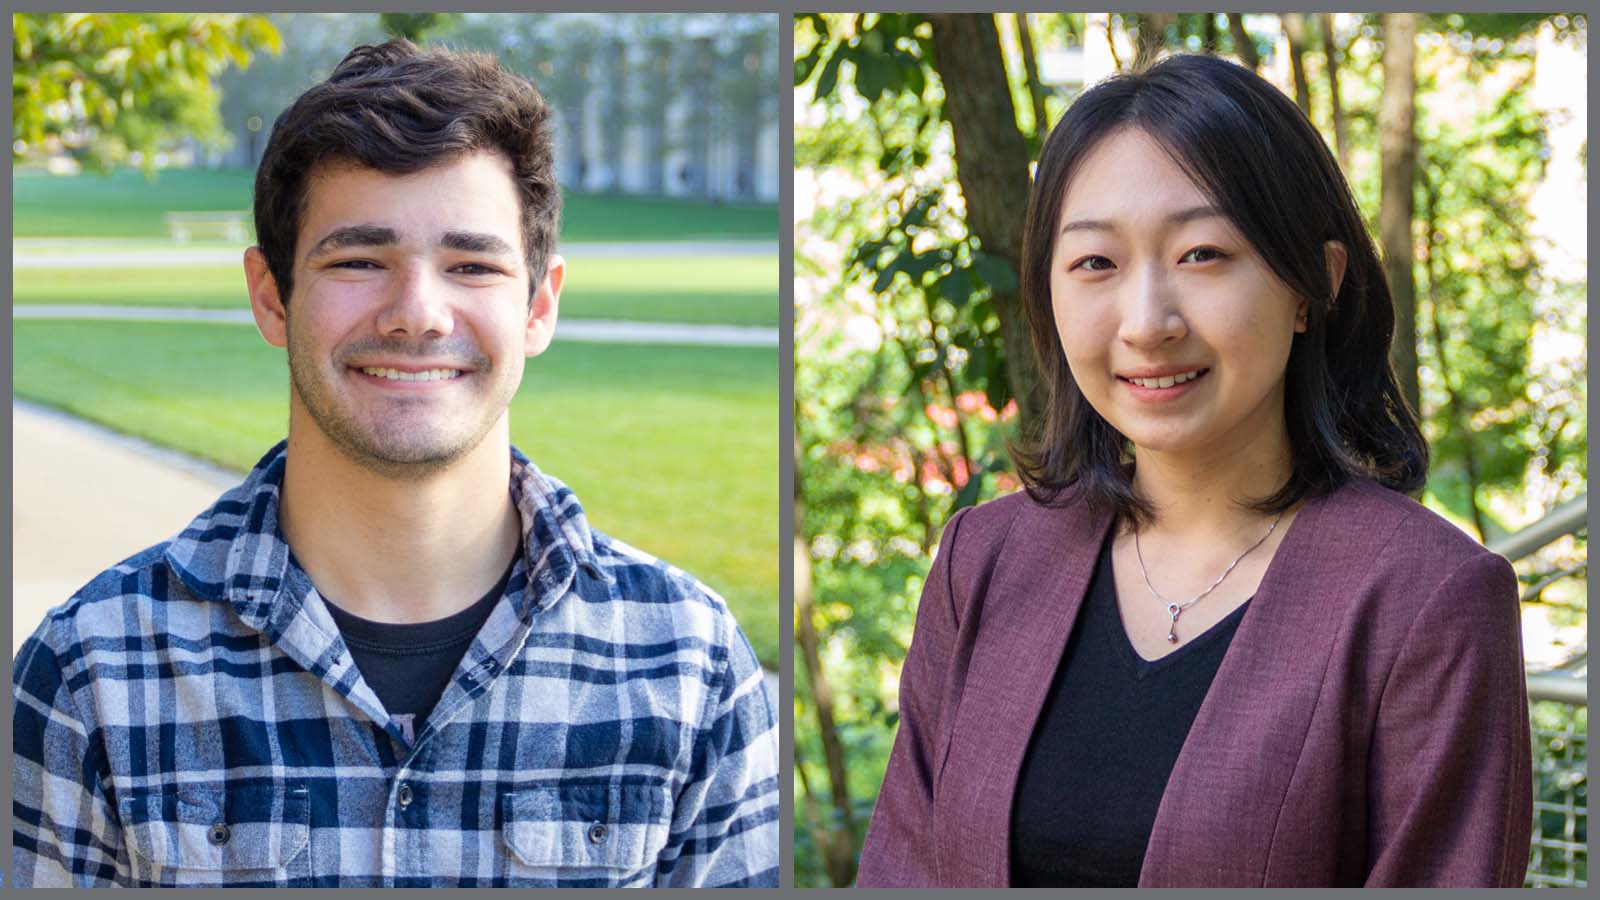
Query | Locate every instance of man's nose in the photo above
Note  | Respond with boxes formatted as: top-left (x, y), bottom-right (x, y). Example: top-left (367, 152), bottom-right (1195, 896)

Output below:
top-left (376, 260), bottom-right (454, 338)
top-left (1116, 264), bottom-right (1186, 349)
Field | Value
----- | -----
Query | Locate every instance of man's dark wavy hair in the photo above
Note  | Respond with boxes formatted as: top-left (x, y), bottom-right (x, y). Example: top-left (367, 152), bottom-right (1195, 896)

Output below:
top-left (1012, 53), bottom-right (1427, 528)
top-left (253, 39), bottom-right (559, 303)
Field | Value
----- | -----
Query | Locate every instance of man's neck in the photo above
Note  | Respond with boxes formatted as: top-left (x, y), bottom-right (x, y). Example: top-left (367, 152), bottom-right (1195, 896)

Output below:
top-left (278, 414), bottom-right (522, 625)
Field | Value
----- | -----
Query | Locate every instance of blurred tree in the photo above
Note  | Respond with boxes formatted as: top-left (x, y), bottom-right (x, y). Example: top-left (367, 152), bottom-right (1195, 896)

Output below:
top-left (1379, 13), bottom-right (1422, 418)
top-left (1227, 13), bottom-right (1261, 71)
top-left (1282, 13), bottom-right (1312, 113)
top-left (377, 12), bottom-right (460, 43)
top-left (215, 13), bottom-right (386, 169)
top-left (13, 12), bottom-right (281, 172)
top-left (1320, 13), bottom-right (1351, 169)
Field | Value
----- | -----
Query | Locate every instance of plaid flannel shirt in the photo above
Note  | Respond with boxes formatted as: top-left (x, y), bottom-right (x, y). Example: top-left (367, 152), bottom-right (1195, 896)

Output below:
top-left (12, 442), bottom-right (779, 887)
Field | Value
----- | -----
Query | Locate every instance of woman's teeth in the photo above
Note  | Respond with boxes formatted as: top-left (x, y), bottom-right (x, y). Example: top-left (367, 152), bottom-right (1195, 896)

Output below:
top-left (1127, 369), bottom-right (1205, 389)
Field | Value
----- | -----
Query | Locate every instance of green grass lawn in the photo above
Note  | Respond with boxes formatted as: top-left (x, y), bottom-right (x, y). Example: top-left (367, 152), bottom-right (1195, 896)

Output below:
top-left (13, 319), bottom-right (779, 667)
top-left (12, 255), bottom-right (778, 327)
top-left (14, 169), bottom-right (777, 241)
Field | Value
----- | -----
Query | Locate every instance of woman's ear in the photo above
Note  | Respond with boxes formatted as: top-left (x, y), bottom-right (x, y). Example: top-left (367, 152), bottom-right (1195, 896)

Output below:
top-left (1324, 240), bottom-right (1349, 301)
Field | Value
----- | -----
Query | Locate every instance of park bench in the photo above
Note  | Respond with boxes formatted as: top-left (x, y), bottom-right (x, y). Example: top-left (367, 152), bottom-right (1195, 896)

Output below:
top-left (163, 211), bottom-right (250, 244)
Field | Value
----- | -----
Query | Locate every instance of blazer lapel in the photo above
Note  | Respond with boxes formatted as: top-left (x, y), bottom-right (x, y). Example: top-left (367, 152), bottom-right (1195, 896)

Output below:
top-left (1139, 486), bottom-right (1379, 886)
top-left (933, 496), bottom-right (1112, 886)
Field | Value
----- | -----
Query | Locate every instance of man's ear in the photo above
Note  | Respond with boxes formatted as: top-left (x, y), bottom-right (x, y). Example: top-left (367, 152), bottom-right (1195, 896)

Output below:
top-left (525, 253), bottom-right (564, 357)
top-left (244, 247), bottom-right (289, 348)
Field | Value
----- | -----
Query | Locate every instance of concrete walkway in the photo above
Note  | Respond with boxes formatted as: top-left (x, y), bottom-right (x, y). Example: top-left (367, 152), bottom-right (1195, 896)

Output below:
top-left (12, 239), bottom-right (778, 268)
top-left (12, 401), bottom-right (237, 656)
top-left (11, 401), bottom-right (783, 703)
top-left (13, 305), bottom-right (779, 348)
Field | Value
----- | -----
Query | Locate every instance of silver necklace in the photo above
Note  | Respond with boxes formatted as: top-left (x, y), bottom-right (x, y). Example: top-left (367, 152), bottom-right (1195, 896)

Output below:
top-left (1134, 514), bottom-right (1282, 644)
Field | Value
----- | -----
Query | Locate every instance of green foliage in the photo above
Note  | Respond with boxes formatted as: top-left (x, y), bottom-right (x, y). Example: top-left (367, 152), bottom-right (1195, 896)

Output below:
top-left (796, 13), bottom-right (1024, 884)
top-left (377, 12), bottom-right (461, 42)
top-left (1413, 66), bottom-right (1584, 537)
top-left (12, 13), bottom-right (281, 172)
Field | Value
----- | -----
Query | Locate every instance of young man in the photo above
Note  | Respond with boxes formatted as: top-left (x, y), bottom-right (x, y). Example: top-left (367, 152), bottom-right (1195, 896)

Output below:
top-left (12, 40), bottom-right (778, 888)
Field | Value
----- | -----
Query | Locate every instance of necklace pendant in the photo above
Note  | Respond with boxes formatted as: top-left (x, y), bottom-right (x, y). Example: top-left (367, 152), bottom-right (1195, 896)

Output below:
top-left (1167, 604), bottom-right (1181, 643)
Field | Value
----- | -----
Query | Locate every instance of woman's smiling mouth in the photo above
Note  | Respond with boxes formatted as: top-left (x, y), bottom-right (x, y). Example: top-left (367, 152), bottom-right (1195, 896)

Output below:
top-left (1117, 367), bottom-right (1211, 400)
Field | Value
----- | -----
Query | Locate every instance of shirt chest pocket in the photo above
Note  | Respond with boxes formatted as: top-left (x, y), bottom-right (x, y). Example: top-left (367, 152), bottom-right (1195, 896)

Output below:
top-left (118, 784), bottom-right (310, 885)
top-left (501, 783), bottom-right (672, 883)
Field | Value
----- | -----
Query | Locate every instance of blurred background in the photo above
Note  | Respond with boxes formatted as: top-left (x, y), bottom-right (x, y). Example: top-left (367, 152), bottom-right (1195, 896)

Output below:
top-left (11, 12), bottom-right (780, 673)
top-left (793, 12), bottom-right (1587, 887)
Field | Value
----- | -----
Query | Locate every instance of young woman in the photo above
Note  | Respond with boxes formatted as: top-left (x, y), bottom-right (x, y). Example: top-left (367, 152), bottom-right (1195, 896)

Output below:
top-left (856, 54), bottom-right (1531, 888)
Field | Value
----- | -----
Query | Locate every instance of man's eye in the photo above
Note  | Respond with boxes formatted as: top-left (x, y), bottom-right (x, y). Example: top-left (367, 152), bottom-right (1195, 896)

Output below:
top-left (331, 259), bottom-right (380, 270)
top-left (1070, 255), bottom-right (1115, 272)
top-left (1180, 246), bottom-right (1227, 264)
top-left (453, 263), bottom-right (504, 276)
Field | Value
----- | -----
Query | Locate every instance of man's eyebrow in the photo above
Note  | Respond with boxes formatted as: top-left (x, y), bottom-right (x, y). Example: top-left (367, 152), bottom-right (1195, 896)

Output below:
top-left (440, 231), bottom-right (517, 256)
top-left (1059, 205), bottom-right (1226, 237)
top-left (305, 224), bottom-right (399, 260)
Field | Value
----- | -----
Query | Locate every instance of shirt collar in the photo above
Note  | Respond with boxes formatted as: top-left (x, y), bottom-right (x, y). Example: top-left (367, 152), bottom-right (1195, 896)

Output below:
top-left (162, 440), bottom-right (613, 639)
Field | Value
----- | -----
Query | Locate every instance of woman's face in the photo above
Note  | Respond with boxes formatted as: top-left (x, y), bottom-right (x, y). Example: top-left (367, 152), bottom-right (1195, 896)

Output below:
top-left (1049, 127), bottom-right (1306, 464)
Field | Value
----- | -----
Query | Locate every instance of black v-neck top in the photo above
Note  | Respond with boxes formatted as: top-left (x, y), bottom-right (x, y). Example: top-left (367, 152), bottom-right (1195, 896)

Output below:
top-left (1009, 531), bottom-right (1250, 887)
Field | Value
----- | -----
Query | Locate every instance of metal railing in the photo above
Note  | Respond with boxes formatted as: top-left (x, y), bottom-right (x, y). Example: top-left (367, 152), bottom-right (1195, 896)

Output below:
top-left (1495, 495), bottom-right (1587, 889)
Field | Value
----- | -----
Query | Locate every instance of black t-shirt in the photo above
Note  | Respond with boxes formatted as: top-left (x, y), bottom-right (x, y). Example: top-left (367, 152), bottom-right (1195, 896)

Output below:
top-left (323, 554), bottom-right (517, 743)
top-left (1009, 531), bottom-right (1249, 887)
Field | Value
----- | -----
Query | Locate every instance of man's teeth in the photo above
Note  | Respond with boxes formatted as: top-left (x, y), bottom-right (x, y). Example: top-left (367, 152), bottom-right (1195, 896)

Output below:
top-left (360, 367), bottom-right (462, 382)
top-left (1128, 370), bottom-right (1204, 389)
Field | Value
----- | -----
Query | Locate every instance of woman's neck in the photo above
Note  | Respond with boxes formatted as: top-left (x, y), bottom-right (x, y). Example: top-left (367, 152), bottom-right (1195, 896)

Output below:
top-left (1127, 427), bottom-right (1294, 544)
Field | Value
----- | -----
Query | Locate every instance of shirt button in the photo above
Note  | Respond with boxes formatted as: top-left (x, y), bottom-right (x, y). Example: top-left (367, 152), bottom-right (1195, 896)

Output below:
top-left (587, 823), bottom-right (608, 844)
top-left (208, 823), bottom-right (231, 846)
top-left (397, 784), bottom-right (414, 808)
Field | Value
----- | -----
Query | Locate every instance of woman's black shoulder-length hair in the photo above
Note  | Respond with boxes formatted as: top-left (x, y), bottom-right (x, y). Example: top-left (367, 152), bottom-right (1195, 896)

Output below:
top-left (1012, 52), bottom-right (1428, 527)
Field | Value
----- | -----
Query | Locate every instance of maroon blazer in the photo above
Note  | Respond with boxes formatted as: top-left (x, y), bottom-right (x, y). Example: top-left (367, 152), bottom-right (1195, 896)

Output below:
top-left (857, 479), bottom-right (1532, 887)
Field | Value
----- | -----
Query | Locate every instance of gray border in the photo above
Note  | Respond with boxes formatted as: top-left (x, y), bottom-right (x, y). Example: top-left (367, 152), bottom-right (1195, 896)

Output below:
top-left (3, 9), bottom-right (14, 891)
top-left (776, 9), bottom-right (798, 893)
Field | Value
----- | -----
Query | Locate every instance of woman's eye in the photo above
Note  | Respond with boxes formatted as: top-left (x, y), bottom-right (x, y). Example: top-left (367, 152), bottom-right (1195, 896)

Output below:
top-left (1071, 255), bottom-right (1115, 273)
top-left (1180, 246), bottom-right (1226, 264)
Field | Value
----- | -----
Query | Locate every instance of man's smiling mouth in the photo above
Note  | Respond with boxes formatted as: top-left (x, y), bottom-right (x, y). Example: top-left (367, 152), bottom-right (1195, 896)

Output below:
top-left (357, 366), bottom-right (464, 382)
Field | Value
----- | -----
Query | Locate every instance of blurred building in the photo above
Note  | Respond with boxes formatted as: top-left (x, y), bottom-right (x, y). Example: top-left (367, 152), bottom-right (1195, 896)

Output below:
top-left (207, 12), bottom-right (779, 203)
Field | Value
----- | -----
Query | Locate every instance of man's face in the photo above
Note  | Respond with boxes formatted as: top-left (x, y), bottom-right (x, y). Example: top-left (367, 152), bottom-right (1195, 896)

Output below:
top-left (246, 150), bottom-right (561, 476)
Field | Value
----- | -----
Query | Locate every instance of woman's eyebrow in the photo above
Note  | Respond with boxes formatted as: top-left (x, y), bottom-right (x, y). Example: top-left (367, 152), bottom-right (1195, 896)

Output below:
top-left (1059, 204), bottom-right (1225, 237)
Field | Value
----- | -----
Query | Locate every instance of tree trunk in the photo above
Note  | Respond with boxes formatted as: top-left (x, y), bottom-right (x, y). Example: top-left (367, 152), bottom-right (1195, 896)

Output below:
top-left (1012, 13), bottom-right (1049, 136)
top-left (1202, 13), bottom-right (1220, 54)
top-left (1320, 13), bottom-right (1351, 170)
top-left (928, 13), bottom-right (1042, 426)
top-left (1378, 13), bottom-right (1421, 417)
top-left (794, 488), bottom-right (857, 887)
top-left (1228, 13), bottom-right (1260, 71)
top-left (1282, 13), bottom-right (1312, 114)
top-left (1133, 13), bottom-right (1174, 70)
